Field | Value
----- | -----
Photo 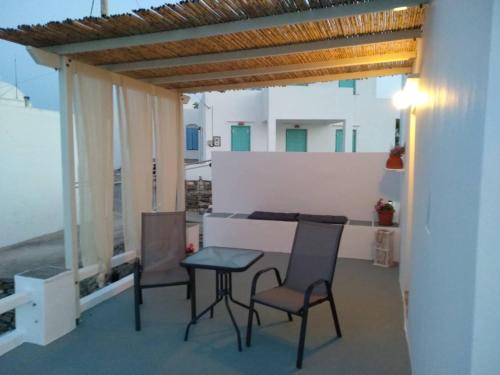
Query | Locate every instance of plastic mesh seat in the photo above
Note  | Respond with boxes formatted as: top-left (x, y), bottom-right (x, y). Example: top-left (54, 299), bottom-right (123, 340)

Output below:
top-left (134, 211), bottom-right (190, 331)
top-left (247, 221), bottom-right (344, 369)
top-left (139, 212), bottom-right (188, 287)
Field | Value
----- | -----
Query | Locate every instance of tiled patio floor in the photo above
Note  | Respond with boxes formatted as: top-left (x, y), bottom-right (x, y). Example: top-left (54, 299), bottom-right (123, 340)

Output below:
top-left (0, 253), bottom-right (410, 375)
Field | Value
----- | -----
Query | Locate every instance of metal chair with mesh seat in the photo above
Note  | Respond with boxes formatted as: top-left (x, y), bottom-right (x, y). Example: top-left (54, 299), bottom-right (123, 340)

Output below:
top-left (134, 211), bottom-right (190, 331)
top-left (246, 220), bottom-right (344, 369)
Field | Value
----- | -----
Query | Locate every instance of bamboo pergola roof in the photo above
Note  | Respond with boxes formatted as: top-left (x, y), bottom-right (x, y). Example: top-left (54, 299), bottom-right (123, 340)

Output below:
top-left (0, 0), bottom-right (427, 92)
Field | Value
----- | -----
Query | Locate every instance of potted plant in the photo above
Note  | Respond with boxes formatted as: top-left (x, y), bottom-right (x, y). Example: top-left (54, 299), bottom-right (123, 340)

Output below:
top-left (185, 243), bottom-right (195, 255)
top-left (374, 198), bottom-right (395, 226)
top-left (386, 145), bottom-right (405, 169)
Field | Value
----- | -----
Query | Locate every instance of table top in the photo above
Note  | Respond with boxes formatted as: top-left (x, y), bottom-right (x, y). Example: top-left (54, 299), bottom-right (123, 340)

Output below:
top-left (181, 246), bottom-right (264, 272)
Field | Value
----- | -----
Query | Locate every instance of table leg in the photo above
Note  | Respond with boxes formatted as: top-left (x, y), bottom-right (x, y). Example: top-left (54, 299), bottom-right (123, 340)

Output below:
top-left (225, 296), bottom-right (242, 351)
top-left (184, 270), bottom-right (254, 351)
top-left (228, 274), bottom-right (261, 326)
top-left (185, 270), bottom-right (224, 341)
top-left (189, 269), bottom-right (196, 322)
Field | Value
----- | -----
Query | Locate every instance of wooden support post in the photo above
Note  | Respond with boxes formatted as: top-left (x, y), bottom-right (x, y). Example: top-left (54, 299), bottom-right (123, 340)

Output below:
top-left (58, 56), bottom-right (80, 320)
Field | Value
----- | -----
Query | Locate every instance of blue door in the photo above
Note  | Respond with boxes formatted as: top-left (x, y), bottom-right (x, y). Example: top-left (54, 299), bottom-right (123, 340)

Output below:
top-left (286, 129), bottom-right (307, 152)
top-left (352, 129), bottom-right (357, 152)
top-left (231, 125), bottom-right (251, 151)
top-left (335, 128), bottom-right (344, 152)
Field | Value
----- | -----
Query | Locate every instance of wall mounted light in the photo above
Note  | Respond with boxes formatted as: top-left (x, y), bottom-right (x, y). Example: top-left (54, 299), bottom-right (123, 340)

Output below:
top-left (392, 77), bottom-right (427, 110)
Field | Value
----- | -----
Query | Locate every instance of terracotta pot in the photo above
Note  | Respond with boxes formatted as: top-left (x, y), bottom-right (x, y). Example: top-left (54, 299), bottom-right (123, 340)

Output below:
top-left (386, 155), bottom-right (404, 169)
top-left (378, 210), bottom-right (394, 226)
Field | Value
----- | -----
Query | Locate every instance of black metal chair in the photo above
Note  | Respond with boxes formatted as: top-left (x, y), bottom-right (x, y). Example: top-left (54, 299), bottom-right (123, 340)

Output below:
top-left (246, 221), bottom-right (344, 369)
top-left (134, 211), bottom-right (190, 331)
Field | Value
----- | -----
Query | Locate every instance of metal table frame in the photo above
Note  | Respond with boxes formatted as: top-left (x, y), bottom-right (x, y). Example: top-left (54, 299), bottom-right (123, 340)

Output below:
top-left (182, 247), bottom-right (264, 351)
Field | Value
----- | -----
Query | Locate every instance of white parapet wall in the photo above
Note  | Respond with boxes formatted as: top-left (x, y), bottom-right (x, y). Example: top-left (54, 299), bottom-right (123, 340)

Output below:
top-left (211, 152), bottom-right (402, 221)
top-left (206, 151), bottom-right (402, 261)
top-left (0, 101), bottom-right (63, 248)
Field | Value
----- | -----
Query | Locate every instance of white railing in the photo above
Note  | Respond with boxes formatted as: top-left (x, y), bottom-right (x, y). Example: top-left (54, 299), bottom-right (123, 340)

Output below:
top-left (77, 250), bottom-right (137, 313)
top-left (185, 159), bottom-right (211, 170)
top-left (0, 291), bottom-right (31, 316)
top-left (78, 250), bottom-right (137, 281)
top-left (80, 274), bottom-right (133, 313)
top-left (0, 291), bottom-right (32, 356)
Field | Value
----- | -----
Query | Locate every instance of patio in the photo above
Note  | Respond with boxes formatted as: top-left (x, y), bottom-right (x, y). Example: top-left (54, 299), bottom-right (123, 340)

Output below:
top-left (2, 0), bottom-right (500, 373)
top-left (0, 254), bottom-right (409, 374)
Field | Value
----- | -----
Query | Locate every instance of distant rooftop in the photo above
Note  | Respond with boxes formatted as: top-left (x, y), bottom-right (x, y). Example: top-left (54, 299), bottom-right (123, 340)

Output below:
top-left (0, 81), bottom-right (27, 107)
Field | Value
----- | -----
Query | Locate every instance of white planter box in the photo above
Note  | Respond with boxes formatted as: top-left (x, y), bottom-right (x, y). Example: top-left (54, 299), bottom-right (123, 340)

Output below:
top-left (15, 266), bottom-right (76, 346)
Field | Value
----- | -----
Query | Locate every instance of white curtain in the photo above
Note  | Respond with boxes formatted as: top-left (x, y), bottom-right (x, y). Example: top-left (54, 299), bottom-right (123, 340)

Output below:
top-left (73, 63), bottom-right (114, 283)
top-left (117, 81), bottom-right (154, 254)
top-left (153, 91), bottom-right (185, 211)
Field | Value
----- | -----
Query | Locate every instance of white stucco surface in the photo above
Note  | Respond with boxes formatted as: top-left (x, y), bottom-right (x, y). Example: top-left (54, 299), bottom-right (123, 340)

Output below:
top-left (212, 151), bottom-right (402, 222)
top-left (267, 79), bottom-right (400, 153)
top-left (408, 1), bottom-right (500, 374)
top-left (0, 100), bottom-right (63, 247)
top-left (189, 78), bottom-right (402, 167)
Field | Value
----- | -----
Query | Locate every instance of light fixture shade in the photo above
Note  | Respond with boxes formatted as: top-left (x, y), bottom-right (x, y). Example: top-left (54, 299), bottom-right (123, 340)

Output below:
top-left (392, 77), bottom-right (426, 110)
top-left (393, 90), bottom-right (412, 110)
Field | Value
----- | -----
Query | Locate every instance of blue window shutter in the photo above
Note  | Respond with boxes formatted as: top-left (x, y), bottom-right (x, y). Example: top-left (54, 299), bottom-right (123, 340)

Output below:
top-left (186, 127), bottom-right (199, 150)
top-left (339, 79), bottom-right (356, 94)
top-left (192, 128), bottom-right (198, 150)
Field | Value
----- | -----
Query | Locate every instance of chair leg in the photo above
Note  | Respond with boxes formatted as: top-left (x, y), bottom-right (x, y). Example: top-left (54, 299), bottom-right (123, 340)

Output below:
top-left (134, 282), bottom-right (141, 331)
top-left (328, 294), bottom-right (342, 338)
top-left (186, 284), bottom-right (191, 300)
top-left (139, 288), bottom-right (143, 305)
top-left (296, 309), bottom-right (309, 369)
top-left (246, 299), bottom-right (255, 347)
top-left (287, 312), bottom-right (293, 322)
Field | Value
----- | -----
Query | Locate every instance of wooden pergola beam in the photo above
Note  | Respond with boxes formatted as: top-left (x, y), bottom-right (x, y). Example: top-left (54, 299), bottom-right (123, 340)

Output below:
top-left (27, 46), bottom-right (60, 69)
top-left (44, 0), bottom-right (427, 55)
top-left (180, 66), bottom-right (412, 93)
top-left (102, 29), bottom-right (421, 73)
top-left (145, 51), bottom-right (416, 85)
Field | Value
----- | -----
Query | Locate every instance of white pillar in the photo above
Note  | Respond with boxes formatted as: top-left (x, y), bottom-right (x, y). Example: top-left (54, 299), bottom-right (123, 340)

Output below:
top-left (58, 56), bottom-right (80, 319)
top-left (101, 0), bottom-right (109, 16)
top-left (267, 118), bottom-right (276, 151)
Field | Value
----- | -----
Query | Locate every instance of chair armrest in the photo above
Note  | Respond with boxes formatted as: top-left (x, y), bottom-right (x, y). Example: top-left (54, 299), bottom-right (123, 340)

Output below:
top-left (303, 279), bottom-right (330, 309)
top-left (250, 267), bottom-right (283, 297)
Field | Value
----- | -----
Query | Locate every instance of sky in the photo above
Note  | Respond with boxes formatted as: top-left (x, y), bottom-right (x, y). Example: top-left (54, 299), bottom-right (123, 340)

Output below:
top-left (0, 0), bottom-right (175, 110)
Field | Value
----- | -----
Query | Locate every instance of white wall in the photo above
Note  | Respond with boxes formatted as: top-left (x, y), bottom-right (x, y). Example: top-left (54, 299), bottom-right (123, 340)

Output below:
top-left (472, 1), bottom-right (500, 372)
top-left (408, 1), bottom-right (500, 374)
top-left (276, 121), bottom-right (344, 152)
top-left (212, 151), bottom-right (401, 221)
top-left (194, 78), bottom-right (402, 161)
top-left (0, 103), bottom-right (63, 247)
top-left (202, 90), bottom-right (267, 160)
top-left (267, 79), bottom-right (400, 152)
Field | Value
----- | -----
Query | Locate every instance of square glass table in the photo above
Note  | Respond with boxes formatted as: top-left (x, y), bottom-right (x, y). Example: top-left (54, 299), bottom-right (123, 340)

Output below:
top-left (181, 246), bottom-right (264, 351)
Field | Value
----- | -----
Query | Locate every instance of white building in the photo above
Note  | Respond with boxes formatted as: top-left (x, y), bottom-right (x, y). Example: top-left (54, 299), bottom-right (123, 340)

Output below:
top-left (0, 82), bottom-right (63, 248)
top-left (184, 77), bottom-right (402, 168)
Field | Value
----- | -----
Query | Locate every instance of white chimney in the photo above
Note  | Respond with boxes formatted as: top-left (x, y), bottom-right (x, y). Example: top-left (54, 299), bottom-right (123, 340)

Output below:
top-left (24, 96), bottom-right (32, 108)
